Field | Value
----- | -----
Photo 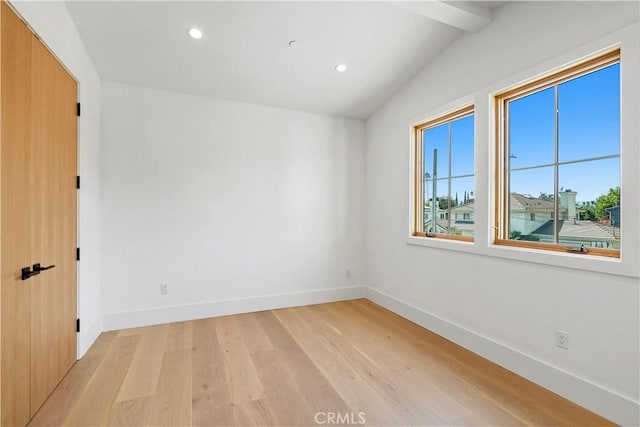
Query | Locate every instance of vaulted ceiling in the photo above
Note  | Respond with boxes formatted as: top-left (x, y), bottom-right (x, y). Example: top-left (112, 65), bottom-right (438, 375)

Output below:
top-left (66, 1), bottom-right (503, 119)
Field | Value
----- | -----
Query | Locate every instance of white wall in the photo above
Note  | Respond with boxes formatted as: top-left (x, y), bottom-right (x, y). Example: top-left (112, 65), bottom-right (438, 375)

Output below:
top-left (9, 1), bottom-right (102, 358)
top-left (100, 83), bottom-right (366, 329)
top-left (366, 1), bottom-right (639, 425)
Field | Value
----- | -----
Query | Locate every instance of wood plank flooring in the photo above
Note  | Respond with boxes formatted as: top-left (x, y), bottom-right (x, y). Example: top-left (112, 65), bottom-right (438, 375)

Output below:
top-left (28, 299), bottom-right (613, 426)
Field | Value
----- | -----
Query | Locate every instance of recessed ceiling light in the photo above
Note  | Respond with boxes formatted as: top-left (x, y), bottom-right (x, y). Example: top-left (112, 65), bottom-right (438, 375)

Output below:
top-left (289, 40), bottom-right (298, 48)
top-left (188, 27), bottom-right (203, 40)
top-left (335, 63), bottom-right (347, 73)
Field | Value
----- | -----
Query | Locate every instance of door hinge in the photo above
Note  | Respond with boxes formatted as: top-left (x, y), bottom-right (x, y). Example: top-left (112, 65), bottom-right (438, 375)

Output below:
top-left (77, 102), bottom-right (81, 117)
top-left (76, 247), bottom-right (80, 261)
top-left (76, 318), bottom-right (80, 333)
top-left (76, 175), bottom-right (80, 189)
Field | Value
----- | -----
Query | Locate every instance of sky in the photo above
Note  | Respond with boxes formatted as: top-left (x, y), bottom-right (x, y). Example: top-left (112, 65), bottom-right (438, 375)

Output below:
top-left (423, 115), bottom-right (474, 205)
top-left (423, 63), bottom-right (620, 205)
top-left (508, 63), bottom-right (620, 203)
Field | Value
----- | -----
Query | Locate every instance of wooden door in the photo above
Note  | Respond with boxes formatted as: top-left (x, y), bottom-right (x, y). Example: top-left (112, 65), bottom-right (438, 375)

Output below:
top-left (1, 3), bottom-right (33, 425)
top-left (29, 28), bottom-right (78, 414)
top-left (1, 2), bottom-right (78, 425)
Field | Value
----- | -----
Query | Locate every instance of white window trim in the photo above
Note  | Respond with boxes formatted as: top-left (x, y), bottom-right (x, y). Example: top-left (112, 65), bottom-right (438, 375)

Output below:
top-left (407, 23), bottom-right (639, 279)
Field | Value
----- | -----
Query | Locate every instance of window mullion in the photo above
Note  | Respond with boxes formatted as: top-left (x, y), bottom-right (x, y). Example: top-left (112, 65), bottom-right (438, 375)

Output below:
top-left (447, 123), bottom-right (452, 233)
top-left (553, 84), bottom-right (559, 245)
top-left (433, 149), bottom-right (437, 233)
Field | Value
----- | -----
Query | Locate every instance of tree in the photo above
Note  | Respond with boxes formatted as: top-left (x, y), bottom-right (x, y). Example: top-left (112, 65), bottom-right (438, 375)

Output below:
top-left (438, 196), bottom-right (458, 209)
top-left (582, 204), bottom-right (597, 221)
top-left (509, 230), bottom-right (540, 241)
top-left (581, 187), bottom-right (619, 221)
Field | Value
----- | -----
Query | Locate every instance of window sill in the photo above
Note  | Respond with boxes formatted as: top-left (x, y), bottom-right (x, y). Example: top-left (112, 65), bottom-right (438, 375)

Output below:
top-left (407, 234), bottom-right (638, 278)
top-left (407, 235), bottom-right (474, 252)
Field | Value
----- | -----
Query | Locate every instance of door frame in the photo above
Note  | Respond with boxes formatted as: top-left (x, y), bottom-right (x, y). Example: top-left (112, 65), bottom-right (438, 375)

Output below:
top-left (1, 0), bottom-right (81, 352)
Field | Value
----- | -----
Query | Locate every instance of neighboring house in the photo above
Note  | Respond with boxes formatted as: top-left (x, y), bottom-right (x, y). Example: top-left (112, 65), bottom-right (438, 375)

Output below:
top-left (424, 202), bottom-right (475, 236)
top-left (424, 193), bottom-right (561, 237)
top-left (423, 205), bottom-right (447, 222)
top-left (605, 205), bottom-right (620, 226)
top-left (424, 204), bottom-right (452, 234)
top-left (510, 191), bottom-right (619, 249)
top-left (424, 191), bottom-right (600, 242)
top-left (453, 202), bottom-right (474, 222)
top-left (530, 220), bottom-right (620, 249)
top-left (450, 202), bottom-right (475, 237)
top-left (509, 190), bottom-right (585, 234)
top-left (423, 218), bottom-right (449, 234)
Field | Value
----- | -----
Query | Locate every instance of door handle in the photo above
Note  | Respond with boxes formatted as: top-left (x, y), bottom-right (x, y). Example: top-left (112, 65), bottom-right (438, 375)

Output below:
top-left (33, 263), bottom-right (55, 272)
top-left (21, 263), bottom-right (56, 280)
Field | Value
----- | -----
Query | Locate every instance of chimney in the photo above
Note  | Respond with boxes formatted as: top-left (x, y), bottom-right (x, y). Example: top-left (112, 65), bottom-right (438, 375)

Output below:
top-left (559, 190), bottom-right (577, 221)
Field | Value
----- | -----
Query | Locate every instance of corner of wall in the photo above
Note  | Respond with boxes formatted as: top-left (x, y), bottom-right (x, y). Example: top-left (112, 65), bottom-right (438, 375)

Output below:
top-left (78, 315), bottom-right (103, 358)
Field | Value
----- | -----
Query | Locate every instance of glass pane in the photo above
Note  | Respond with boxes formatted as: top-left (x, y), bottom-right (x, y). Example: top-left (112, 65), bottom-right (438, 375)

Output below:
top-left (451, 115), bottom-right (474, 177)
top-left (423, 123), bottom-right (449, 179)
top-left (508, 87), bottom-right (555, 169)
top-left (423, 178), bottom-right (433, 232)
top-left (558, 64), bottom-right (620, 162)
top-left (424, 178), bottom-right (449, 234)
top-left (450, 176), bottom-right (475, 237)
top-left (558, 158), bottom-right (620, 250)
top-left (508, 166), bottom-right (555, 243)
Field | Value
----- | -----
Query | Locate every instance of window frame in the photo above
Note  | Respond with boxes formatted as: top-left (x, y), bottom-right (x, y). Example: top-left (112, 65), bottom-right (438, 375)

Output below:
top-left (493, 48), bottom-right (621, 258)
top-left (413, 104), bottom-right (475, 242)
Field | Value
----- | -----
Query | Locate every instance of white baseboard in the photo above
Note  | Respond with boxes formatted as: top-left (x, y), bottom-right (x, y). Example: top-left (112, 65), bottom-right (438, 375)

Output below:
top-left (92, 284), bottom-right (639, 425)
top-left (366, 287), bottom-right (640, 427)
top-left (77, 315), bottom-right (102, 359)
top-left (102, 286), bottom-right (367, 332)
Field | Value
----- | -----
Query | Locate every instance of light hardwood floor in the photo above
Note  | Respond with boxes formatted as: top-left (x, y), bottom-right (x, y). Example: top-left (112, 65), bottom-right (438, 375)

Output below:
top-left (29, 299), bottom-right (613, 426)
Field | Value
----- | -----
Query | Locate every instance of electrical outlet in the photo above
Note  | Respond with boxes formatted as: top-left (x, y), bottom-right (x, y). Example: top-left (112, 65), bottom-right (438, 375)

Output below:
top-left (556, 329), bottom-right (569, 350)
top-left (346, 269), bottom-right (351, 278)
top-left (160, 283), bottom-right (168, 295)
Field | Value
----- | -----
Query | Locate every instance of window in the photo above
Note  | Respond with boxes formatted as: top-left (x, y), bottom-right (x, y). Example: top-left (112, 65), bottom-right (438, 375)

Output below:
top-left (413, 105), bottom-right (474, 241)
top-left (495, 49), bottom-right (620, 257)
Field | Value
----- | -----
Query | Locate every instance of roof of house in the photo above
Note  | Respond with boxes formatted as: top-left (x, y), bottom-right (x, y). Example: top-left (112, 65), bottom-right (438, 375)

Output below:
top-left (451, 202), bottom-right (474, 212)
top-left (510, 193), bottom-right (557, 211)
top-left (449, 193), bottom-right (572, 213)
top-left (531, 220), bottom-right (619, 241)
top-left (424, 219), bottom-right (449, 233)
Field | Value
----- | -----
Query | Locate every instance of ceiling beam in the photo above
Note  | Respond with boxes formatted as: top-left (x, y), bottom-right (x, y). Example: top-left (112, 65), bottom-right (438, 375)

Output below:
top-left (393, 1), bottom-right (493, 33)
